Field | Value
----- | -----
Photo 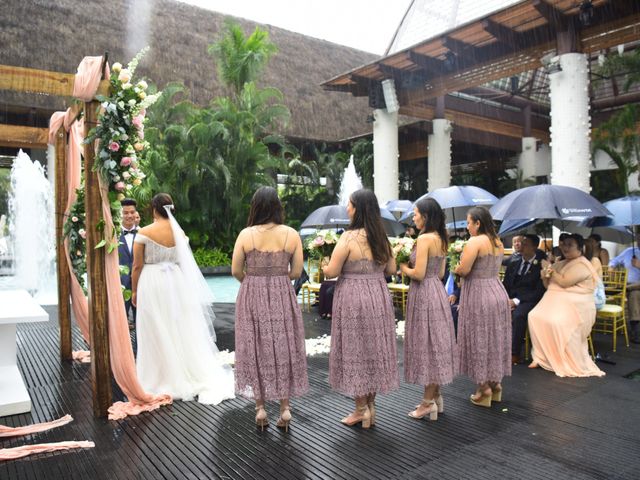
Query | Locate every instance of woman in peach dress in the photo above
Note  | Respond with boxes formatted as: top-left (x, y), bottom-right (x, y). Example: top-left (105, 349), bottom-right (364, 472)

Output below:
top-left (528, 233), bottom-right (605, 377)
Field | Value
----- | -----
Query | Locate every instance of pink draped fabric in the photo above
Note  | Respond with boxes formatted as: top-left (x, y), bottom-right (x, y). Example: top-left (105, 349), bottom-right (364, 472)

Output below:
top-left (0, 415), bottom-right (93, 461)
top-left (0, 441), bottom-right (94, 461)
top-left (0, 415), bottom-right (72, 437)
top-left (49, 110), bottom-right (91, 350)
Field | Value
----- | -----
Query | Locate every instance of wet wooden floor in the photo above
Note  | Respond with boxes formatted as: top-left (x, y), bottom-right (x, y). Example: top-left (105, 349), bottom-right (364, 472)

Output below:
top-left (1, 304), bottom-right (640, 479)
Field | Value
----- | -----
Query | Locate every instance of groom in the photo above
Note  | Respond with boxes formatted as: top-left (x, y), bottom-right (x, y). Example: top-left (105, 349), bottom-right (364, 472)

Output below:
top-left (119, 198), bottom-right (138, 327)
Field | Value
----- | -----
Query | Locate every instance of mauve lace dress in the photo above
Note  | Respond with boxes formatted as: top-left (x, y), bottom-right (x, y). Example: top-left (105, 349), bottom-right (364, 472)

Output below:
top-left (234, 250), bottom-right (309, 400)
top-left (457, 255), bottom-right (512, 384)
top-left (329, 259), bottom-right (399, 397)
top-left (404, 251), bottom-right (458, 385)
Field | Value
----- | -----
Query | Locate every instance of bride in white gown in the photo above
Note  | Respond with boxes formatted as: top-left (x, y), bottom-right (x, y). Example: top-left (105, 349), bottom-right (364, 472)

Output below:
top-left (131, 193), bottom-right (235, 404)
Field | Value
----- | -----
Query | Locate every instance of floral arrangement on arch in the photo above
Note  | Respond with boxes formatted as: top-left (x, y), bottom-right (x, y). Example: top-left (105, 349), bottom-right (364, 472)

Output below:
top-left (305, 229), bottom-right (341, 260)
top-left (85, 47), bottom-right (161, 251)
top-left (447, 239), bottom-right (467, 273)
top-left (63, 186), bottom-right (87, 294)
top-left (390, 236), bottom-right (415, 265)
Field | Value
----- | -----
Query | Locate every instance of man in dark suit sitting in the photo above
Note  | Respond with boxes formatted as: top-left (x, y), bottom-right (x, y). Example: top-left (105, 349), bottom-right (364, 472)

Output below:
top-left (119, 198), bottom-right (138, 328)
top-left (503, 234), bottom-right (546, 364)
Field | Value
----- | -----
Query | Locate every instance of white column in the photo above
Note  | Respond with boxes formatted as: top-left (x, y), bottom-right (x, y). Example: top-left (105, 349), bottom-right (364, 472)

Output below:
top-left (548, 52), bottom-right (591, 192)
top-left (428, 118), bottom-right (452, 192)
top-left (372, 108), bottom-right (398, 203)
top-left (518, 137), bottom-right (537, 181)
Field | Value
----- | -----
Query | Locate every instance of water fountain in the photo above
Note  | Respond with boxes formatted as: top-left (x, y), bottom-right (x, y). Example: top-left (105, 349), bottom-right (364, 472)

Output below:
top-left (7, 150), bottom-right (57, 304)
top-left (337, 155), bottom-right (363, 206)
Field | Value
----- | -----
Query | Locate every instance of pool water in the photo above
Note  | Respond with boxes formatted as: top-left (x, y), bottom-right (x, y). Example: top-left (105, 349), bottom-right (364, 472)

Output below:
top-left (205, 275), bottom-right (241, 303)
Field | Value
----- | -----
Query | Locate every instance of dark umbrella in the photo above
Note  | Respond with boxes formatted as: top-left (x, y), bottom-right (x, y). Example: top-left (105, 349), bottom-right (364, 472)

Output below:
top-left (490, 184), bottom-right (611, 222)
top-left (400, 186), bottom-right (498, 231)
top-left (300, 205), bottom-right (404, 236)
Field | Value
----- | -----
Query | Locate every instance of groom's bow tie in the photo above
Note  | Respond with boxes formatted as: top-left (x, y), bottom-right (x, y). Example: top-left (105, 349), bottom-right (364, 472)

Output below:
top-left (123, 228), bottom-right (138, 235)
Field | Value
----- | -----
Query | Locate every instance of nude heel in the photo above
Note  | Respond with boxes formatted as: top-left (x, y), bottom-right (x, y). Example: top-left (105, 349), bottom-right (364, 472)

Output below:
top-left (255, 406), bottom-right (268, 431)
top-left (408, 401), bottom-right (438, 421)
top-left (276, 406), bottom-right (292, 432)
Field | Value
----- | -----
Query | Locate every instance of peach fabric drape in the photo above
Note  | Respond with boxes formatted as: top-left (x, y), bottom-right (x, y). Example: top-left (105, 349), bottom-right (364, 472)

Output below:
top-left (0, 415), bottom-right (93, 461)
top-left (73, 57), bottom-right (172, 419)
top-left (49, 110), bottom-right (91, 352)
top-left (528, 257), bottom-right (606, 377)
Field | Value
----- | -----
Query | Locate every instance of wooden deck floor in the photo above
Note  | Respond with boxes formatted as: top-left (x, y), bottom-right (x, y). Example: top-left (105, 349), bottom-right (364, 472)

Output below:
top-left (1, 304), bottom-right (640, 480)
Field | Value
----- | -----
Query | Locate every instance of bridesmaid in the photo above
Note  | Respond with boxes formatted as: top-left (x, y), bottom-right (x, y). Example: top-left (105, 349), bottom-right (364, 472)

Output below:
top-left (323, 189), bottom-right (398, 428)
top-left (232, 187), bottom-right (309, 431)
top-left (454, 206), bottom-right (511, 407)
top-left (400, 198), bottom-right (457, 421)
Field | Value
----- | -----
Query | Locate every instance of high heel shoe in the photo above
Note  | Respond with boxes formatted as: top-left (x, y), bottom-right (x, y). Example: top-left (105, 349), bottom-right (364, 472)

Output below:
top-left (491, 385), bottom-right (503, 403)
top-left (276, 406), bottom-right (292, 432)
top-left (367, 400), bottom-right (376, 426)
top-left (470, 389), bottom-right (492, 408)
top-left (408, 400), bottom-right (438, 421)
top-left (255, 406), bottom-right (268, 431)
top-left (341, 405), bottom-right (371, 429)
top-left (434, 394), bottom-right (444, 414)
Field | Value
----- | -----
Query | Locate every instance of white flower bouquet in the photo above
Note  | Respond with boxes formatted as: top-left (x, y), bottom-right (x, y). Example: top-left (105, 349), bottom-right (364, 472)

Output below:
top-left (390, 236), bottom-right (415, 264)
top-left (447, 239), bottom-right (467, 272)
top-left (305, 229), bottom-right (340, 259)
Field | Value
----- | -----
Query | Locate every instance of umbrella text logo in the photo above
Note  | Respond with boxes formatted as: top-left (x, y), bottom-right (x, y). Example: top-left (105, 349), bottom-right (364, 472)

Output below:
top-left (561, 208), bottom-right (593, 214)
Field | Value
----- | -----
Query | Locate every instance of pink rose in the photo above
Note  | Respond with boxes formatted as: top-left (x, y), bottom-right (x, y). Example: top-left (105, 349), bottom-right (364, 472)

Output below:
top-left (76, 250), bottom-right (82, 256)
top-left (120, 156), bottom-right (132, 167)
top-left (114, 181), bottom-right (126, 192)
top-left (108, 141), bottom-right (120, 152)
top-left (312, 237), bottom-right (325, 247)
top-left (138, 128), bottom-right (144, 140)
top-left (455, 245), bottom-right (463, 252)
top-left (79, 229), bottom-right (86, 239)
top-left (72, 216), bottom-right (78, 222)
top-left (134, 142), bottom-right (144, 151)
top-left (132, 115), bottom-right (144, 129)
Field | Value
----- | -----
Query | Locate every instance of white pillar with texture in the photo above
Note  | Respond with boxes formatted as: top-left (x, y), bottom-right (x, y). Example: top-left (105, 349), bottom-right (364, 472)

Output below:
top-left (428, 118), bottom-right (452, 192)
top-left (549, 53), bottom-right (591, 192)
top-left (372, 108), bottom-right (398, 203)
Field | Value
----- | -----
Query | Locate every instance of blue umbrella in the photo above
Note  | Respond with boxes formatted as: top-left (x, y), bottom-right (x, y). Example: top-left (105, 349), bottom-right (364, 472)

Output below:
top-left (301, 205), bottom-right (404, 236)
top-left (385, 199), bottom-right (413, 220)
top-left (588, 196), bottom-right (640, 227)
top-left (400, 186), bottom-right (498, 230)
top-left (490, 185), bottom-right (610, 222)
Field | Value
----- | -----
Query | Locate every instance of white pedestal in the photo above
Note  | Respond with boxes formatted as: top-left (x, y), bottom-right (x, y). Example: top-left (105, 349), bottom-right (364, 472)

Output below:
top-left (0, 289), bottom-right (48, 416)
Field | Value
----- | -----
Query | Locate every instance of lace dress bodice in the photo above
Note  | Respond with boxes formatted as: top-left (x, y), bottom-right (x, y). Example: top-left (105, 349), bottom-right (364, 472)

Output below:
top-left (244, 250), bottom-right (292, 276)
top-left (466, 254), bottom-right (502, 279)
top-left (341, 258), bottom-right (385, 278)
top-left (135, 234), bottom-right (178, 264)
top-left (409, 249), bottom-right (444, 279)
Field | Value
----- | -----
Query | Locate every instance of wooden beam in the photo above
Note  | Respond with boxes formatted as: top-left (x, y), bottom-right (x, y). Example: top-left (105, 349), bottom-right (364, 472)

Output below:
top-left (54, 126), bottom-right (72, 360)
top-left (0, 65), bottom-right (109, 98)
top-left (443, 36), bottom-right (474, 57)
top-left (532, 0), bottom-right (568, 31)
top-left (408, 51), bottom-right (444, 74)
top-left (0, 124), bottom-right (48, 148)
top-left (482, 19), bottom-right (519, 47)
top-left (84, 99), bottom-right (112, 418)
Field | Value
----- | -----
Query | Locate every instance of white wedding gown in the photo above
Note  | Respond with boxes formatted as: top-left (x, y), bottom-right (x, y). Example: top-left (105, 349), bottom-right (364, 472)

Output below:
top-left (134, 234), bottom-right (235, 404)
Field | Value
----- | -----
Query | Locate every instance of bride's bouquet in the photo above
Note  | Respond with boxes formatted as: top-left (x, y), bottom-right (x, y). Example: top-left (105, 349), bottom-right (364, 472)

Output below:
top-left (306, 229), bottom-right (341, 260)
top-left (448, 239), bottom-right (467, 272)
top-left (390, 237), bottom-right (415, 264)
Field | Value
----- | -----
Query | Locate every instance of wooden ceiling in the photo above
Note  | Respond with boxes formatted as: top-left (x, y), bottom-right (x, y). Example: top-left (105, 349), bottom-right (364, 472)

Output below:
top-left (322, 0), bottom-right (640, 136)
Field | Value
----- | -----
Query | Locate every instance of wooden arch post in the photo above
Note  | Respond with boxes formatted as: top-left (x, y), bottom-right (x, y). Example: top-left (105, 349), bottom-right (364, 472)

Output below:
top-left (0, 63), bottom-right (112, 417)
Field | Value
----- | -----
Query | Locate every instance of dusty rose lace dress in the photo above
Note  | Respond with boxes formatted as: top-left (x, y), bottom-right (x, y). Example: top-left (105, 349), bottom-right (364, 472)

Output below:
top-left (457, 255), bottom-right (511, 384)
top-left (234, 249), bottom-right (309, 401)
top-left (329, 259), bottom-right (399, 397)
top-left (404, 251), bottom-right (458, 385)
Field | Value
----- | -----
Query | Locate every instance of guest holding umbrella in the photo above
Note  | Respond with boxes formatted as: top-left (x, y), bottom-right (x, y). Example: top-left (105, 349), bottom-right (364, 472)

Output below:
top-left (323, 189), bottom-right (398, 428)
top-left (454, 206), bottom-right (511, 407)
top-left (399, 198), bottom-right (458, 421)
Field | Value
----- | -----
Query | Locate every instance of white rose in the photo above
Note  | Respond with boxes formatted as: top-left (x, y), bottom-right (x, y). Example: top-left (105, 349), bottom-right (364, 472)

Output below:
top-left (137, 80), bottom-right (148, 90)
top-left (122, 82), bottom-right (132, 90)
top-left (122, 171), bottom-right (131, 180)
top-left (118, 69), bottom-right (131, 83)
top-left (112, 62), bottom-right (122, 73)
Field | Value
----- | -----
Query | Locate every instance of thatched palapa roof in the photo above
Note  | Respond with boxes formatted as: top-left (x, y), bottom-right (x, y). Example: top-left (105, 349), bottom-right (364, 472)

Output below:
top-left (0, 0), bottom-right (378, 142)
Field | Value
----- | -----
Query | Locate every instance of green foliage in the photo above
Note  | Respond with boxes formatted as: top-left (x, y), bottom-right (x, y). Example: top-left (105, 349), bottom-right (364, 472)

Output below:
top-left (193, 247), bottom-right (231, 267)
top-left (62, 187), bottom-right (87, 294)
top-left (0, 168), bottom-right (9, 225)
top-left (351, 139), bottom-right (374, 189)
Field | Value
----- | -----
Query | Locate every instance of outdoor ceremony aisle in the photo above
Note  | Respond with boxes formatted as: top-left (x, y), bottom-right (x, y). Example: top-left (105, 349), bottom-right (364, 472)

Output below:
top-left (1, 304), bottom-right (639, 480)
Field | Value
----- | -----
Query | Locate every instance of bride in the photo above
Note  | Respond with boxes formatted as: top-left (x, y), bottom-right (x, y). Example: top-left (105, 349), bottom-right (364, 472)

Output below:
top-left (131, 193), bottom-right (234, 404)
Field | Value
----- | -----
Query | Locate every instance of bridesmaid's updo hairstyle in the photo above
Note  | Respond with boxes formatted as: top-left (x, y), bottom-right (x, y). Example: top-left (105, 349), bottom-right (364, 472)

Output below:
top-left (348, 189), bottom-right (392, 265)
top-left (151, 193), bottom-right (174, 219)
top-left (247, 186), bottom-right (284, 227)
top-left (467, 206), bottom-right (500, 247)
top-left (415, 197), bottom-right (448, 253)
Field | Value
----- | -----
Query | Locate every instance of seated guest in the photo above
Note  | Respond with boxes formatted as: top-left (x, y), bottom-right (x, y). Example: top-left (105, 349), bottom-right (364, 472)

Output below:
top-left (609, 236), bottom-right (640, 344)
top-left (589, 233), bottom-right (610, 267)
top-left (503, 234), bottom-right (546, 364)
top-left (547, 246), bottom-right (563, 264)
top-left (443, 265), bottom-right (461, 336)
top-left (584, 238), bottom-right (603, 278)
top-left (528, 234), bottom-right (605, 377)
top-left (502, 235), bottom-right (522, 266)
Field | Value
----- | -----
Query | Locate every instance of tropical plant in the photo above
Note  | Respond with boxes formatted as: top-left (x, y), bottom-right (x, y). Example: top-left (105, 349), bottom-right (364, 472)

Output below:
top-left (192, 247), bottom-right (231, 267)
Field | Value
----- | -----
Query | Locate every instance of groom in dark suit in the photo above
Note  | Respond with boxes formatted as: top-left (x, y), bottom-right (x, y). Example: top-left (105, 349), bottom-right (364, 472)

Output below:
top-left (119, 198), bottom-right (138, 327)
top-left (503, 234), bottom-right (546, 364)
